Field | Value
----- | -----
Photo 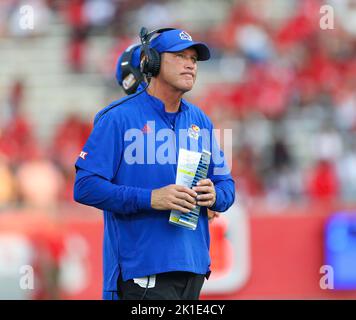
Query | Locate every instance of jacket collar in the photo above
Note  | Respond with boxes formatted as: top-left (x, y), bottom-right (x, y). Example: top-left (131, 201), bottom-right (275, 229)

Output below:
top-left (143, 90), bottom-right (189, 114)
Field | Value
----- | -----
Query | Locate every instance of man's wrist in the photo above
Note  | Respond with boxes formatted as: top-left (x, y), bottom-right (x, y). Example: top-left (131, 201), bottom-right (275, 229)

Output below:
top-left (210, 197), bottom-right (216, 208)
top-left (209, 189), bottom-right (218, 210)
top-left (137, 189), bottom-right (152, 210)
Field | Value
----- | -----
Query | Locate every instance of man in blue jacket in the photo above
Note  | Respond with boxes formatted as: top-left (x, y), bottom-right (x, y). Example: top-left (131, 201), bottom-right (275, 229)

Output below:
top-left (74, 28), bottom-right (235, 300)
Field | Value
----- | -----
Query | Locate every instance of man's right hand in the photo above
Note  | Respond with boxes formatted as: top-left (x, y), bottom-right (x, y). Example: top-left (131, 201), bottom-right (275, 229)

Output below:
top-left (151, 184), bottom-right (198, 213)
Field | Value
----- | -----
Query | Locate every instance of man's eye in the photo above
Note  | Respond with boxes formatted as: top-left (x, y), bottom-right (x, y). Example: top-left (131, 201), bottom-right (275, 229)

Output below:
top-left (175, 53), bottom-right (197, 63)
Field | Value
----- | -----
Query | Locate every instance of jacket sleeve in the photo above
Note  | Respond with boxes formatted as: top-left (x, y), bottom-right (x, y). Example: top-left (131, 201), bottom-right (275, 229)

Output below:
top-left (73, 112), bottom-right (151, 214)
top-left (206, 123), bottom-right (236, 212)
top-left (74, 168), bottom-right (152, 214)
top-left (210, 177), bottom-right (235, 212)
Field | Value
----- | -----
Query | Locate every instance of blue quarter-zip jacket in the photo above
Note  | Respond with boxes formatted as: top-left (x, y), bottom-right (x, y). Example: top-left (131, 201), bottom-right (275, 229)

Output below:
top-left (73, 89), bottom-right (235, 298)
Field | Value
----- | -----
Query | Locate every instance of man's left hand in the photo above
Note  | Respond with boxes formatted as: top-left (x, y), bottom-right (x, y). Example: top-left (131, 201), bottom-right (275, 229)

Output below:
top-left (193, 178), bottom-right (216, 208)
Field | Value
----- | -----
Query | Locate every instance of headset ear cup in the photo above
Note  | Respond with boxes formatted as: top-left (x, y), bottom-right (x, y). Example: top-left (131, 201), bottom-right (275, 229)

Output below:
top-left (122, 67), bottom-right (142, 95)
top-left (130, 68), bottom-right (144, 93)
top-left (148, 48), bottom-right (161, 77)
top-left (140, 53), bottom-right (148, 74)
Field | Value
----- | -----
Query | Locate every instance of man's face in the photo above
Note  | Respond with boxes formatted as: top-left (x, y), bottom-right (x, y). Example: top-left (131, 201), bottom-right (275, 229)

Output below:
top-left (158, 47), bottom-right (198, 93)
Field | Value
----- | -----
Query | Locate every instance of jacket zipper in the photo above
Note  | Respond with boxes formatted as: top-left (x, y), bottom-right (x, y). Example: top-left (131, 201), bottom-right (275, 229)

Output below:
top-left (161, 111), bottom-right (180, 176)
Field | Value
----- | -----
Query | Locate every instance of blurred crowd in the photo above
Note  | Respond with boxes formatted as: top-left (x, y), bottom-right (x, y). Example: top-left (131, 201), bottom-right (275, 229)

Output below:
top-left (0, 0), bottom-right (356, 211)
top-left (0, 78), bottom-right (91, 209)
top-left (199, 0), bottom-right (356, 206)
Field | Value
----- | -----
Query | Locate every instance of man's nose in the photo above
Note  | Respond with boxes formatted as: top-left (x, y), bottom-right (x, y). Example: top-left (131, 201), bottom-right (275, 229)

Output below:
top-left (185, 61), bottom-right (195, 70)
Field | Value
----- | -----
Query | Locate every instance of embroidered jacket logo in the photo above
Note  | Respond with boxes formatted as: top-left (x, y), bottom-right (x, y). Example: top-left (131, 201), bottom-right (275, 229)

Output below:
top-left (188, 124), bottom-right (200, 140)
top-left (142, 123), bottom-right (152, 134)
top-left (79, 151), bottom-right (88, 160)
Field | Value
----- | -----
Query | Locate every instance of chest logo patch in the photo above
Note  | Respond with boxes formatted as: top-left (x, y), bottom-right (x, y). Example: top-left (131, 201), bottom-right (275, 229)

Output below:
top-left (188, 124), bottom-right (200, 140)
top-left (142, 123), bottom-right (152, 134)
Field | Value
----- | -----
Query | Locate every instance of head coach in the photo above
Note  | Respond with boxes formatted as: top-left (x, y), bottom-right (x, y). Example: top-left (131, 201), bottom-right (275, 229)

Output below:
top-left (73, 27), bottom-right (235, 300)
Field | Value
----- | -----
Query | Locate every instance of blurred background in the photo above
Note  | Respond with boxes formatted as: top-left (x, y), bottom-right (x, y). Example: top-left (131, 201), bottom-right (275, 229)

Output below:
top-left (1, 0), bottom-right (356, 299)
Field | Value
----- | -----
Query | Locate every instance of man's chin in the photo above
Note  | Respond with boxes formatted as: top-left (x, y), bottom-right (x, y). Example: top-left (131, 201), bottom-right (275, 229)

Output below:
top-left (181, 87), bottom-right (193, 93)
top-left (179, 82), bottom-right (194, 93)
top-left (169, 80), bottom-right (194, 93)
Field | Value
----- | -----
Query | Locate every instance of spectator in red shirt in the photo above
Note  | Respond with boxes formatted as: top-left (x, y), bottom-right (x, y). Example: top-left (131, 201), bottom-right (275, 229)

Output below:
top-left (306, 159), bottom-right (340, 201)
top-left (0, 79), bottom-right (40, 166)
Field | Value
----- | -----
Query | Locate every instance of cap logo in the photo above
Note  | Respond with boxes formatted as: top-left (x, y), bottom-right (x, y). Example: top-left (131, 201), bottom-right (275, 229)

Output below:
top-left (179, 31), bottom-right (192, 41)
